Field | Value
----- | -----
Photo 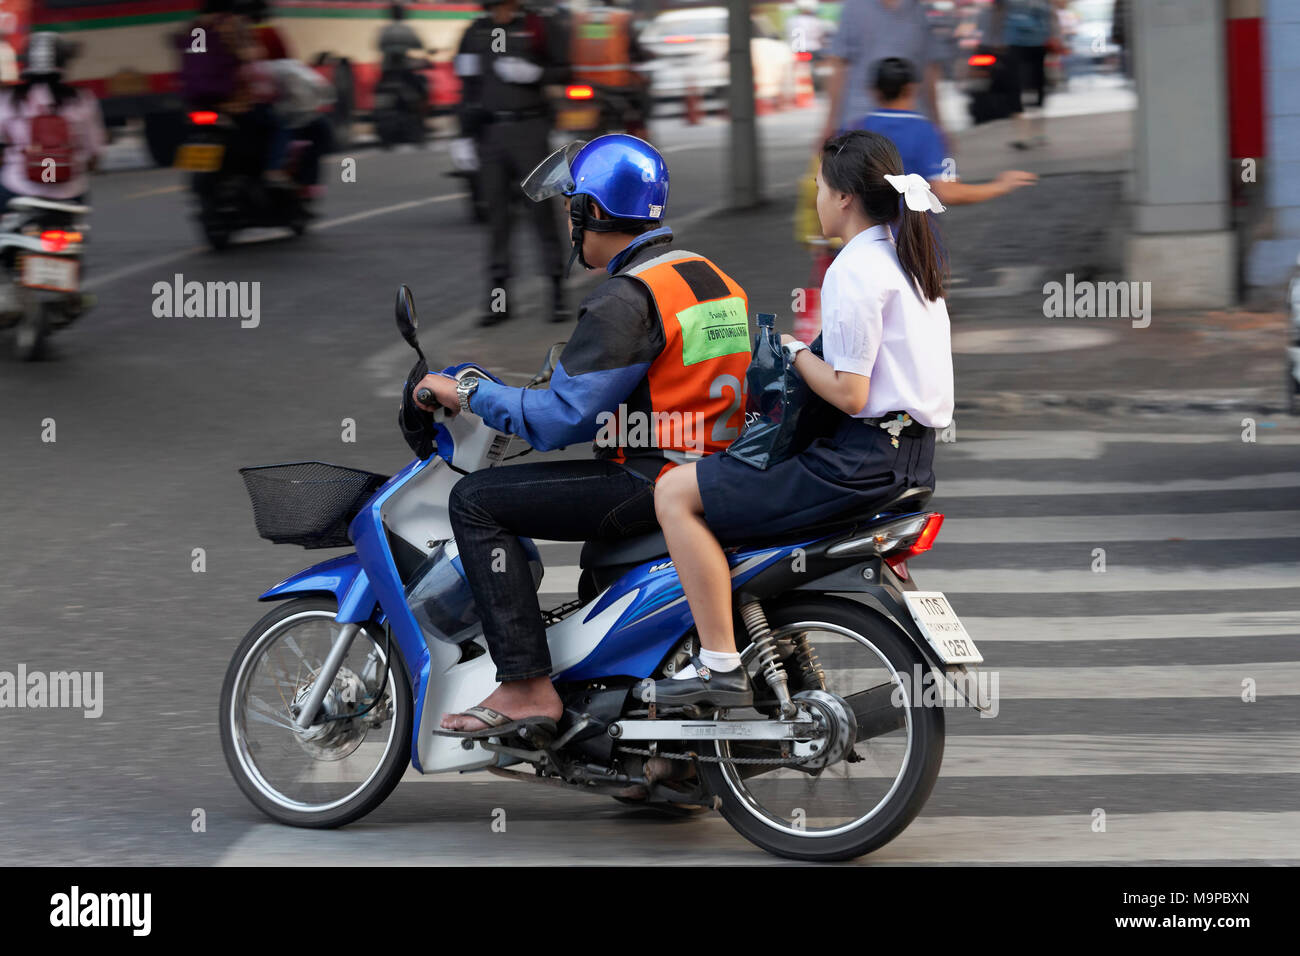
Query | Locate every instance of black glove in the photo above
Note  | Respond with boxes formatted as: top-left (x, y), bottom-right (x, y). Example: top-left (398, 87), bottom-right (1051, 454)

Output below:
top-left (398, 357), bottom-right (437, 460)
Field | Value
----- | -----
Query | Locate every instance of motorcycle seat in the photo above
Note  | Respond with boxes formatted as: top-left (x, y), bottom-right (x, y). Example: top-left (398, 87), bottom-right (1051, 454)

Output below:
top-left (578, 486), bottom-right (934, 570)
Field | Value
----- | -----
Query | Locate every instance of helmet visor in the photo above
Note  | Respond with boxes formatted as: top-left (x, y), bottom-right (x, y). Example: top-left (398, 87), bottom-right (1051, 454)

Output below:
top-left (521, 140), bottom-right (587, 202)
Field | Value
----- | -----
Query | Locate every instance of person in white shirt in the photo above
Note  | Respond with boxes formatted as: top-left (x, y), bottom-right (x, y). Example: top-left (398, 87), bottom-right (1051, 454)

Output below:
top-left (0, 33), bottom-right (106, 206)
top-left (649, 127), bottom-right (953, 706)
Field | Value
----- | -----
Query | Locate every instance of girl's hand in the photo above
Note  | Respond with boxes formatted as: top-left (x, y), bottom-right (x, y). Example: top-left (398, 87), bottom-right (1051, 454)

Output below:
top-left (780, 334), bottom-right (799, 347)
top-left (997, 170), bottom-right (1038, 194)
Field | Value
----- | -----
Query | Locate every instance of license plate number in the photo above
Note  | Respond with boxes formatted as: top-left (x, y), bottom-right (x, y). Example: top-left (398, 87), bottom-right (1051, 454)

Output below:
top-left (903, 591), bottom-right (983, 664)
top-left (558, 107), bottom-right (600, 131)
top-left (22, 255), bottom-right (78, 292)
top-left (175, 143), bottom-right (224, 172)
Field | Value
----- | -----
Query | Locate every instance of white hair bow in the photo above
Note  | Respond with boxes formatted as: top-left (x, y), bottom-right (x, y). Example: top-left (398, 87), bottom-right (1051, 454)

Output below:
top-left (884, 173), bottom-right (946, 214)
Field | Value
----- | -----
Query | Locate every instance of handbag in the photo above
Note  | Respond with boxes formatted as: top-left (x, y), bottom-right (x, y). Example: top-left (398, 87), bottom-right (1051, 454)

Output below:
top-left (724, 313), bottom-right (836, 470)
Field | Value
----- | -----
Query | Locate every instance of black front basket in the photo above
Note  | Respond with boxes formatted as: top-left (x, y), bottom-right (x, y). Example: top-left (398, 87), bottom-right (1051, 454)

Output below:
top-left (239, 461), bottom-right (390, 549)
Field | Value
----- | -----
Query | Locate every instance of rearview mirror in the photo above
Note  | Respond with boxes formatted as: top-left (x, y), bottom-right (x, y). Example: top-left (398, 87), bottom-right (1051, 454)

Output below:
top-left (395, 285), bottom-right (424, 360)
top-left (528, 341), bottom-right (566, 387)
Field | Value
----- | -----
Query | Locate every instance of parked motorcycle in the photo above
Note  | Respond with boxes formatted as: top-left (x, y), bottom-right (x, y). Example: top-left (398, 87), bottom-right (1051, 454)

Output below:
top-left (219, 286), bottom-right (986, 861)
top-left (175, 110), bottom-right (312, 251)
top-left (0, 197), bottom-right (92, 361)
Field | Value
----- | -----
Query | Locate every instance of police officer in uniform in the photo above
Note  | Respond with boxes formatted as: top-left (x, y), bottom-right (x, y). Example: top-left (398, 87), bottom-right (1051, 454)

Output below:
top-left (456, 0), bottom-right (571, 326)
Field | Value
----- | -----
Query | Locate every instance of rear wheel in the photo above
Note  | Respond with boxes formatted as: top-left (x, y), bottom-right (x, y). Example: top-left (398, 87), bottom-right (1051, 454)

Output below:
top-left (699, 597), bottom-right (944, 862)
top-left (219, 597), bottom-right (413, 828)
top-left (13, 297), bottom-right (47, 361)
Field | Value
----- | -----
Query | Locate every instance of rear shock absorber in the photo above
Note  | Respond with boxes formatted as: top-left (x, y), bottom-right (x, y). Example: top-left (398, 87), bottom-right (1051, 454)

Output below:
top-left (740, 600), bottom-right (797, 718)
top-left (793, 633), bottom-right (826, 690)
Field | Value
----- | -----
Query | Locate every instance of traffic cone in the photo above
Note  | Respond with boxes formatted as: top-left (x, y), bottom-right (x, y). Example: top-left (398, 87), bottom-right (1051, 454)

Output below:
top-left (794, 57), bottom-right (815, 109)
top-left (754, 80), bottom-right (774, 116)
top-left (685, 82), bottom-right (701, 126)
top-left (793, 283), bottom-right (821, 343)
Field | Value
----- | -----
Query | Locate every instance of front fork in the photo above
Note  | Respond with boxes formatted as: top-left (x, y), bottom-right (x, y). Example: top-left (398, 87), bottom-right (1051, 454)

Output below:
top-left (292, 622), bottom-right (361, 730)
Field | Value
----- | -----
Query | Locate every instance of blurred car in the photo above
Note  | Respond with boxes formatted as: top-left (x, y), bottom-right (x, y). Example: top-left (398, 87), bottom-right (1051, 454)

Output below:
top-left (1069, 0), bottom-right (1119, 72)
top-left (640, 7), bottom-right (797, 106)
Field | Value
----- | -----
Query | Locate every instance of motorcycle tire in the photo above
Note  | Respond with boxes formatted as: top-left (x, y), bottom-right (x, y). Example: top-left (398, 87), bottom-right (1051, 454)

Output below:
top-left (219, 597), bottom-right (414, 829)
top-left (698, 596), bottom-right (944, 862)
top-left (13, 298), bottom-right (48, 361)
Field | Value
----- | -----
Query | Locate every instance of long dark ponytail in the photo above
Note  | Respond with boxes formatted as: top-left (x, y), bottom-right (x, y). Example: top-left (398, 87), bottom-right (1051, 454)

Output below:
top-left (821, 128), bottom-right (947, 302)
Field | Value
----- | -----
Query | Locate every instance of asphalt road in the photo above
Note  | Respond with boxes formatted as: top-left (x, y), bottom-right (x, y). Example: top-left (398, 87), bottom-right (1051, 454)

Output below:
top-left (1, 103), bottom-right (1298, 866)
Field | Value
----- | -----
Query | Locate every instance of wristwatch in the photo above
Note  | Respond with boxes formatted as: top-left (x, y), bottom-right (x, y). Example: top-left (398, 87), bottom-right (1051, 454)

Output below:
top-left (783, 340), bottom-right (810, 363)
top-left (456, 376), bottom-right (479, 414)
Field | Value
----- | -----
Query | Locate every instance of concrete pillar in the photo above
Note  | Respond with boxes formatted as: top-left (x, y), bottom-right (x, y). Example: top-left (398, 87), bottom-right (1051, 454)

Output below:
top-left (1126, 0), bottom-right (1236, 307)
top-left (727, 0), bottom-right (762, 208)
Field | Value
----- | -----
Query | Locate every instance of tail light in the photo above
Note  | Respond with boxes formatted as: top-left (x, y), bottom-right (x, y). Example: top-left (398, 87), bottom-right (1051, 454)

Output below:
top-left (189, 110), bottom-right (219, 125)
top-left (795, 51), bottom-right (813, 62)
top-left (968, 54), bottom-right (997, 67)
top-left (662, 35), bottom-right (695, 44)
top-left (827, 512), bottom-right (945, 570)
top-left (565, 85), bottom-right (594, 100)
top-left (40, 229), bottom-right (82, 252)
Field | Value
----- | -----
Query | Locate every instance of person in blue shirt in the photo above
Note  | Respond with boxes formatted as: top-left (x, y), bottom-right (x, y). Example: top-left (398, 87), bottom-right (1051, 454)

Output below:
top-left (852, 57), bottom-right (1037, 207)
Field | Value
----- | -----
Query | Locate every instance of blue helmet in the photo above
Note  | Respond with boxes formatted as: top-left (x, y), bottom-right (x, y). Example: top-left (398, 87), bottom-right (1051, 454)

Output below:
top-left (523, 134), bottom-right (668, 222)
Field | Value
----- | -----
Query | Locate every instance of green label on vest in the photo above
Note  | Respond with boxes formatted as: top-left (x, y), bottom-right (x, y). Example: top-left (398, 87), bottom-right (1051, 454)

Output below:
top-left (676, 296), bottom-right (750, 366)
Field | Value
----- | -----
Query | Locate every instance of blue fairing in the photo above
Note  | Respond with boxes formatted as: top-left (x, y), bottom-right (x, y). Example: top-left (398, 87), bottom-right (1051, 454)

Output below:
top-left (553, 541), bottom-right (816, 682)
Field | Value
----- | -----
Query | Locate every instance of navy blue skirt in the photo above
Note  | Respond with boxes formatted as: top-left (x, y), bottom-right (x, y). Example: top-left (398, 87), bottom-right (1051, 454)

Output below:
top-left (697, 413), bottom-right (937, 539)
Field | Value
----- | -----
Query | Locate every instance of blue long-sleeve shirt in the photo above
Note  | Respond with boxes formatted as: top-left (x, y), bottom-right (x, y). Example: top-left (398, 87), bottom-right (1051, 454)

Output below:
top-left (468, 228), bottom-right (673, 469)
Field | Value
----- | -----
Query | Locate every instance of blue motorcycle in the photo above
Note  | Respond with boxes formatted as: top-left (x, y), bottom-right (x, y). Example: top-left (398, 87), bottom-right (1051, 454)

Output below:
top-left (219, 286), bottom-right (987, 861)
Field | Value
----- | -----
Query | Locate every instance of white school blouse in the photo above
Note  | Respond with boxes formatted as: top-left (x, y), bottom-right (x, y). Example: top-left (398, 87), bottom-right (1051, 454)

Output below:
top-left (819, 223), bottom-right (954, 428)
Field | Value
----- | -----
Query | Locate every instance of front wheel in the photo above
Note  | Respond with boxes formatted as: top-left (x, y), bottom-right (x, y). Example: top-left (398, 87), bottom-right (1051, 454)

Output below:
top-left (219, 597), bottom-right (413, 828)
top-left (699, 597), bottom-right (944, 862)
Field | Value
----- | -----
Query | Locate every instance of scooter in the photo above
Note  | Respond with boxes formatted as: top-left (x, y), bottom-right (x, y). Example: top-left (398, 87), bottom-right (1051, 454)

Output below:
top-left (219, 285), bottom-right (987, 861)
top-left (175, 110), bottom-right (313, 250)
top-left (373, 55), bottom-right (433, 148)
top-left (0, 196), bottom-right (93, 361)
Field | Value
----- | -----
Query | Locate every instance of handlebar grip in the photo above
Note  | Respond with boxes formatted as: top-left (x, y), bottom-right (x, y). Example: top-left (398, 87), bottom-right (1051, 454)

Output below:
top-left (416, 387), bottom-right (434, 406)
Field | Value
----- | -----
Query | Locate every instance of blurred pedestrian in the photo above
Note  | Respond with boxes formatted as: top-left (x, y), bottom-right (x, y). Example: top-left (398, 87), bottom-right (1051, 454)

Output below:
top-left (981, 0), bottom-right (1056, 150)
top-left (819, 0), bottom-right (946, 147)
top-left (456, 0), bottom-right (572, 326)
top-left (854, 57), bottom-right (1036, 206)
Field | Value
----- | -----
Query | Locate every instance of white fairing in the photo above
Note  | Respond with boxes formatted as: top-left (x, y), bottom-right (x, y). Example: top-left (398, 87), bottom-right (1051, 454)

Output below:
top-left (416, 589), bottom-right (640, 773)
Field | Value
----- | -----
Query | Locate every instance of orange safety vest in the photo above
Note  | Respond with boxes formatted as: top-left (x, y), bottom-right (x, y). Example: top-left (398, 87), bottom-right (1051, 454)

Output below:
top-left (571, 7), bottom-right (636, 89)
top-left (614, 249), bottom-right (752, 479)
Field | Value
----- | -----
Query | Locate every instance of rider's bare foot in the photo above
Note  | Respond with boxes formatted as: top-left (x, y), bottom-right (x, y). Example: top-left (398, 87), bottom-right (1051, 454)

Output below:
top-left (439, 677), bottom-right (564, 732)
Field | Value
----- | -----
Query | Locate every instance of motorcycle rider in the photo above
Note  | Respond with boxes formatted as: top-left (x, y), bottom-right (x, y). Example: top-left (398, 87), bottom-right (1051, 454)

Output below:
top-left (410, 135), bottom-right (753, 736)
top-left (0, 32), bottom-right (105, 209)
top-left (455, 0), bottom-right (571, 326)
top-left (570, 0), bottom-right (652, 139)
top-left (377, 2), bottom-right (430, 114)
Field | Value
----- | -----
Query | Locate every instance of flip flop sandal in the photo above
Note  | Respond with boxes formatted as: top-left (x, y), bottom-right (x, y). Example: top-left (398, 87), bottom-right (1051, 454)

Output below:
top-left (434, 705), bottom-right (559, 740)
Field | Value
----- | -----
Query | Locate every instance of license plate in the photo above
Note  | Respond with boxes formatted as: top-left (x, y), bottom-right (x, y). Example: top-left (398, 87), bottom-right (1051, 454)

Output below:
top-left (22, 255), bottom-right (79, 292)
top-left (175, 143), bottom-right (224, 172)
top-left (558, 107), bottom-right (600, 131)
top-left (903, 591), bottom-right (983, 664)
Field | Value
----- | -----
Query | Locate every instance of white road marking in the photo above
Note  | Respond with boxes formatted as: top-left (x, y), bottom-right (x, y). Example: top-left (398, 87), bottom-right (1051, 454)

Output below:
top-left (938, 511), bottom-right (1300, 542)
top-left (84, 192), bottom-right (468, 292)
top-left (952, 611), bottom-right (1300, 642)
top-left (835, 661), bottom-right (1300, 698)
top-left (215, 812), bottom-right (1300, 865)
top-left (939, 472), bottom-right (1300, 497)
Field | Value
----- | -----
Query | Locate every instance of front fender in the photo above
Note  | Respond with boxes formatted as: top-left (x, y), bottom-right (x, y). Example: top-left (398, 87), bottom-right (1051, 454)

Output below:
top-left (258, 552), bottom-right (378, 624)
